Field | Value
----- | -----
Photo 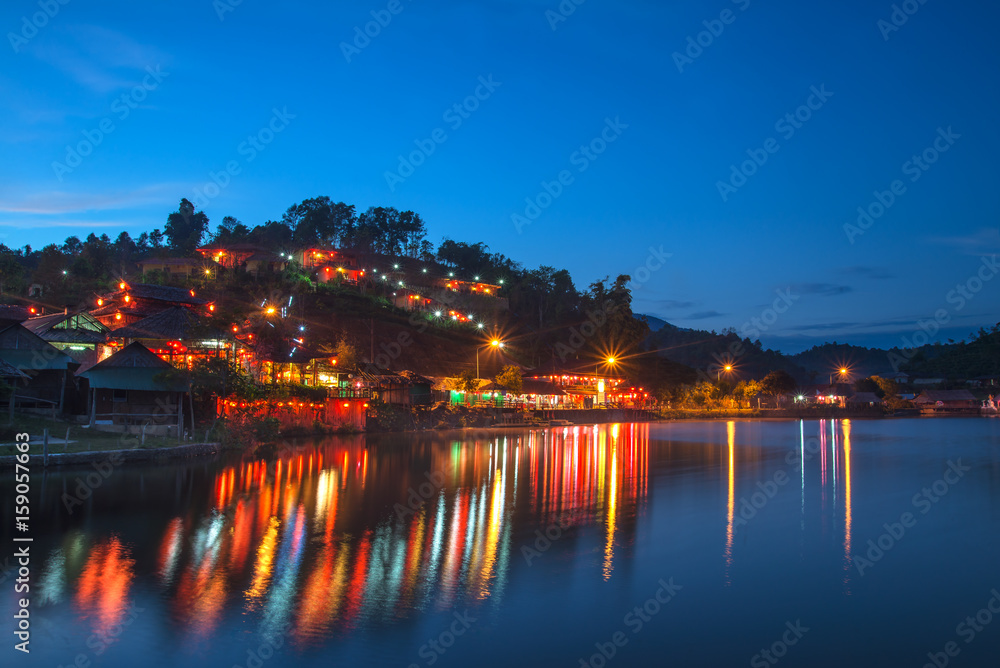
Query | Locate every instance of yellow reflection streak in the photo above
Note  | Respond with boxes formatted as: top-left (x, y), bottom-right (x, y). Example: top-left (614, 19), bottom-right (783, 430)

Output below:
top-left (843, 419), bottom-right (853, 575)
top-left (725, 421), bottom-right (735, 570)
top-left (475, 468), bottom-right (505, 599)
top-left (245, 517), bottom-right (280, 607)
top-left (602, 442), bottom-right (618, 581)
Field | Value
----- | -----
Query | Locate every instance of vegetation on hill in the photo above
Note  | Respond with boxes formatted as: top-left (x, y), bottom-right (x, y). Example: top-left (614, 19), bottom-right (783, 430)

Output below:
top-left (3, 196), bottom-right (997, 399)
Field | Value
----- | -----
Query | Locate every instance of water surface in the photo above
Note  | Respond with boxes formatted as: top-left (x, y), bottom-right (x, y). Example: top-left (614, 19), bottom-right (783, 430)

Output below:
top-left (4, 418), bottom-right (1000, 667)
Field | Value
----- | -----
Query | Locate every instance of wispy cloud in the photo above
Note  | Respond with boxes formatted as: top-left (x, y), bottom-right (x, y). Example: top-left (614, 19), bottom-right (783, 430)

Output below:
top-left (31, 25), bottom-right (170, 94)
top-left (839, 265), bottom-right (894, 280)
top-left (0, 183), bottom-right (182, 215)
top-left (658, 299), bottom-right (696, 310)
top-left (785, 322), bottom-right (861, 332)
top-left (685, 310), bottom-right (727, 320)
top-left (1, 219), bottom-right (129, 230)
top-left (790, 282), bottom-right (852, 297)
top-left (925, 228), bottom-right (1000, 255)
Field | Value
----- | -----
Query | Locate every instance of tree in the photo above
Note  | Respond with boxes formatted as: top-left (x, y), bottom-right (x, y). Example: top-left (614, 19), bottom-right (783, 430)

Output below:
top-left (0, 245), bottom-right (27, 297)
top-left (247, 221), bottom-right (293, 247)
top-left (333, 336), bottom-right (359, 371)
top-left (760, 370), bottom-right (797, 400)
top-left (211, 216), bottom-right (250, 245)
top-left (854, 376), bottom-right (883, 397)
top-left (164, 199), bottom-right (209, 255)
top-left (62, 236), bottom-right (83, 255)
top-left (733, 379), bottom-right (763, 408)
top-left (871, 375), bottom-right (898, 398)
top-left (494, 365), bottom-right (523, 395)
top-left (113, 232), bottom-right (136, 265)
top-left (283, 197), bottom-right (355, 246)
top-left (580, 274), bottom-right (649, 359)
top-left (456, 369), bottom-right (479, 394)
top-left (348, 206), bottom-right (426, 255)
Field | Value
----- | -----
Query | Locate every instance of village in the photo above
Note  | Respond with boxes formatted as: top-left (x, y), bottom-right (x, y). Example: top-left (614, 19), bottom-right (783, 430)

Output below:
top-left (1, 230), bottom-right (994, 450)
top-left (0, 237), bottom-right (644, 444)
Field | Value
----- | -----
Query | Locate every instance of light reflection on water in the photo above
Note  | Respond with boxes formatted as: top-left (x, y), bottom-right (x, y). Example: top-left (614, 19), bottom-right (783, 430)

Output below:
top-left (8, 419), bottom-right (1000, 667)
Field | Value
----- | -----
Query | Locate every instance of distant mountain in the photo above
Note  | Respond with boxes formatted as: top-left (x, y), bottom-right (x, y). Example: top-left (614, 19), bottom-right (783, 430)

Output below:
top-left (636, 314), bottom-right (670, 332)
top-left (644, 323), bottom-right (807, 383)
top-left (788, 342), bottom-right (898, 380)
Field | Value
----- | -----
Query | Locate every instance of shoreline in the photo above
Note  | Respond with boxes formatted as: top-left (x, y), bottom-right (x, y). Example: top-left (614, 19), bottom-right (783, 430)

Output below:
top-left (3, 411), bottom-right (991, 468)
top-left (0, 441), bottom-right (220, 469)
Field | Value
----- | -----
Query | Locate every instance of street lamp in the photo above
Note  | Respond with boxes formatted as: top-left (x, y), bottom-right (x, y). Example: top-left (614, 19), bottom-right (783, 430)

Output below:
top-left (830, 367), bottom-right (849, 384)
top-left (476, 339), bottom-right (504, 380)
top-left (718, 364), bottom-right (733, 381)
top-left (595, 357), bottom-right (616, 407)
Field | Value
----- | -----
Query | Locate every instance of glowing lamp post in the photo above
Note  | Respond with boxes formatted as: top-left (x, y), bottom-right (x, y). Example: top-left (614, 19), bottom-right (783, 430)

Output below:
top-left (597, 357), bottom-right (616, 406)
top-left (476, 339), bottom-right (504, 381)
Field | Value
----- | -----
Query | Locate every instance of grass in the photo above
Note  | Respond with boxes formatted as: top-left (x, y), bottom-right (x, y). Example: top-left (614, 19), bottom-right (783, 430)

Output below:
top-left (0, 414), bottom-right (194, 455)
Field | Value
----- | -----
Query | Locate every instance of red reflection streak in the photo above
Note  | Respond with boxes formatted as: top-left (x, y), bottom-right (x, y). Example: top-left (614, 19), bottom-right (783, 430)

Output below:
top-left (157, 518), bottom-right (183, 584)
top-left (174, 525), bottom-right (229, 636)
top-left (75, 537), bottom-right (135, 639)
top-left (295, 542), bottom-right (336, 642)
top-left (398, 507), bottom-right (427, 610)
top-left (183, 568), bottom-right (227, 637)
top-left (256, 474), bottom-right (273, 537)
top-left (439, 491), bottom-right (469, 607)
top-left (229, 499), bottom-right (253, 573)
top-left (214, 468), bottom-right (228, 508)
top-left (342, 532), bottom-right (371, 626)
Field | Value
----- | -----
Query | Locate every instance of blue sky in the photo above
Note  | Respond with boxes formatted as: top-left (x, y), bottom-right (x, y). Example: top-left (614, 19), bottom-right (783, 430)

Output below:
top-left (1, 0), bottom-right (998, 352)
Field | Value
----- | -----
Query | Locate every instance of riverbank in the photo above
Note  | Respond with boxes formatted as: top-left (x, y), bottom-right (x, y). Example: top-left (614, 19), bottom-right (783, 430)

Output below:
top-left (1, 406), bottom-right (982, 467)
top-left (0, 441), bottom-right (219, 469)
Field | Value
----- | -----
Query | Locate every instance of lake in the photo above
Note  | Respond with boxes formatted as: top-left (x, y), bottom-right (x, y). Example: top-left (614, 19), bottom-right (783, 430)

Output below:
top-left (4, 418), bottom-right (1000, 667)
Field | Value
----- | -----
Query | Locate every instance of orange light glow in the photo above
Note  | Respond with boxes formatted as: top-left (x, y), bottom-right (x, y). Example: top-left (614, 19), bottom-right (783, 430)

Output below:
top-left (75, 537), bottom-right (136, 639)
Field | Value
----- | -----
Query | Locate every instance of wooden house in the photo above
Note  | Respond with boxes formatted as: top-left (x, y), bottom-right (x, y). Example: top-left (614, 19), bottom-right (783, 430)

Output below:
top-left (197, 243), bottom-right (277, 270)
top-left (109, 306), bottom-right (226, 368)
top-left (0, 318), bottom-right (78, 413)
top-left (90, 283), bottom-right (211, 329)
top-left (913, 390), bottom-right (978, 415)
top-left (353, 368), bottom-right (430, 405)
top-left (78, 342), bottom-right (190, 436)
top-left (138, 257), bottom-right (216, 280)
top-left (847, 392), bottom-right (884, 407)
top-left (23, 311), bottom-right (110, 369)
